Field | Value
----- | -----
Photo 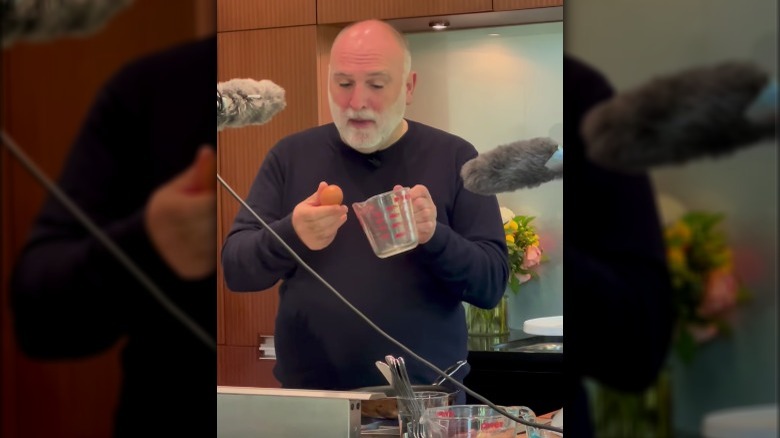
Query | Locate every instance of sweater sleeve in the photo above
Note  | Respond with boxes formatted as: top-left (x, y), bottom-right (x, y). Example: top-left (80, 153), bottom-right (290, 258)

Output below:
top-left (413, 146), bottom-right (510, 310)
top-left (220, 149), bottom-right (311, 292)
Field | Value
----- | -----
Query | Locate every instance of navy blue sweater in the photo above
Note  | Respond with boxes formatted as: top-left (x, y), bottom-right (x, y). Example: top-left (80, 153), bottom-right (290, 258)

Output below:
top-left (221, 120), bottom-right (509, 390)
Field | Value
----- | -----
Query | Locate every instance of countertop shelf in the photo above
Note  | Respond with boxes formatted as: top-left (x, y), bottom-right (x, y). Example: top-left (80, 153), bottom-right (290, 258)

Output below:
top-left (465, 329), bottom-right (564, 415)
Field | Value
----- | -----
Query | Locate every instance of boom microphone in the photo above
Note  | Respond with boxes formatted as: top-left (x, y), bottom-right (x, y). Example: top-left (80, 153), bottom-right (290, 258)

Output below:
top-left (461, 137), bottom-right (563, 195)
top-left (1, 0), bottom-right (134, 48)
top-left (582, 61), bottom-right (776, 173)
top-left (217, 78), bottom-right (287, 131)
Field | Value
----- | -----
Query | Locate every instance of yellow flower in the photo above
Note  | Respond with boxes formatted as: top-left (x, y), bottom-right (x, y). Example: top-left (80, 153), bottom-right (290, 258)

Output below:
top-left (506, 220), bottom-right (519, 231)
top-left (662, 210), bottom-right (751, 363)
top-left (505, 234), bottom-right (515, 244)
top-left (666, 247), bottom-right (686, 268)
top-left (665, 221), bottom-right (692, 246)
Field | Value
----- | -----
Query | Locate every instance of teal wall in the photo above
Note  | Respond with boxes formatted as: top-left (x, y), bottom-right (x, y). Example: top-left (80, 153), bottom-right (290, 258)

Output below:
top-left (404, 23), bottom-right (565, 327)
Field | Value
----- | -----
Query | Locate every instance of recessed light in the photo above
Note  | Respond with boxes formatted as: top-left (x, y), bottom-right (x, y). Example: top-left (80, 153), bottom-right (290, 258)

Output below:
top-left (489, 33), bottom-right (500, 37)
top-left (429, 20), bottom-right (450, 30)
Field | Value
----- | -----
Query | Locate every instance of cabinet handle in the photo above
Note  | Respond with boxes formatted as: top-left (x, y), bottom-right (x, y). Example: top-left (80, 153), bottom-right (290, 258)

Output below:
top-left (258, 335), bottom-right (275, 360)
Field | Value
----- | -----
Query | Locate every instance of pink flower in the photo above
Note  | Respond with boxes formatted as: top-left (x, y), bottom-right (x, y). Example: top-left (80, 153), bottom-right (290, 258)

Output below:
top-left (687, 323), bottom-right (719, 344)
top-left (521, 245), bottom-right (542, 270)
top-left (696, 269), bottom-right (739, 318)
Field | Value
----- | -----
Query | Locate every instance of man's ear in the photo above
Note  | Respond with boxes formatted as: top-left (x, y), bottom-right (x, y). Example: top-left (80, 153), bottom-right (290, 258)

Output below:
top-left (405, 71), bottom-right (417, 105)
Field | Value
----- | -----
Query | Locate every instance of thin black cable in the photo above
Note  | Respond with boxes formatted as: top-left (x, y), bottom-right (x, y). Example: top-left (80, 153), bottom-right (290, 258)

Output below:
top-left (1, 130), bottom-right (216, 352)
top-left (217, 173), bottom-right (564, 435)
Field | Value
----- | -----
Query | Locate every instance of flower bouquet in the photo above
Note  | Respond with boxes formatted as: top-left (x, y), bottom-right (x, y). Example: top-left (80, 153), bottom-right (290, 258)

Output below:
top-left (592, 210), bottom-right (751, 438)
top-left (502, 207), bottom-right (545, 294)
top-left (466, 207), bottom-right (545, 336)
top-left (664, 211), bottom-right (751, 363)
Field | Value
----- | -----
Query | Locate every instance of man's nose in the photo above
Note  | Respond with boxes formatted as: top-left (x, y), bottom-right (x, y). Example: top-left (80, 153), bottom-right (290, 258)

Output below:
top-left (348, 85), bottom-right (369, 110)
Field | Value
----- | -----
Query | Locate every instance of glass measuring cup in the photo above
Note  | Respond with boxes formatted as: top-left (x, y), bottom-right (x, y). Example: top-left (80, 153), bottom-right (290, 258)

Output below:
top-left (352, 187), bottom-right (418, 258)
top-left (397, 391), bottom-right (451, 438)
top-left (421, 405), bottom-right (541, 438)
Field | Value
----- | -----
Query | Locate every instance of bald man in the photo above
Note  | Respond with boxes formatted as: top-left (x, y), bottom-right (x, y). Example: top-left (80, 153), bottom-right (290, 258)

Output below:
top-left (221, 20), bottom-right (509, 395)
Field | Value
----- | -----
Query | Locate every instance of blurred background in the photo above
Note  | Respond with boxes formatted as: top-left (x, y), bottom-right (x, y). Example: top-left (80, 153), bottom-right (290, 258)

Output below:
top-left (1, 1), bottom-right (215, 437)
top-left (566, 1), bottom-right (777, 436)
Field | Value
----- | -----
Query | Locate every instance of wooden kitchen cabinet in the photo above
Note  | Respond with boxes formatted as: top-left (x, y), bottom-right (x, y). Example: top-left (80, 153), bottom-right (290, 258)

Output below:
top-left (218, 345), bottom-right (281, 387)
top-left (217, 0), bottom-right (316, 32)
top-left (493, 0), bottom-right (563, 11)
top-left (317, 0), bottom-right (492, 24)
top-left (217, 24), bottom-right (320, 386)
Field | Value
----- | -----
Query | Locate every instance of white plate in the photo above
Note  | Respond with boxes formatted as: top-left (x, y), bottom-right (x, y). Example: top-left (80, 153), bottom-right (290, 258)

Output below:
top-left (523, 315), bottom-right (563, 336)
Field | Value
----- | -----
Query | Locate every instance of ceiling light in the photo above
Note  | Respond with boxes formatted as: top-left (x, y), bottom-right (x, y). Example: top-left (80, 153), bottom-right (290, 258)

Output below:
top-left (429, 20), bottom-right (450, 30)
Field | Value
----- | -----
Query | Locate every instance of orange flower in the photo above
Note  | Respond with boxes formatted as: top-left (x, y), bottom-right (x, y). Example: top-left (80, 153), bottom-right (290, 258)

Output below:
top-left (521, 245), bottom-right (542, 269)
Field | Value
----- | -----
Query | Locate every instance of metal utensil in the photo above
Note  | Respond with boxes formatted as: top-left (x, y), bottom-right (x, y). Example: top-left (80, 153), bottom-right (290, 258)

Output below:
top-left (375, 360), bottom-right (393, 385)
top-left (432, 359), bottom-right (468, 386)
top-left (386, 356), bottom-right (426, 438)
top-left (358, 358), bottom-right (467, 421)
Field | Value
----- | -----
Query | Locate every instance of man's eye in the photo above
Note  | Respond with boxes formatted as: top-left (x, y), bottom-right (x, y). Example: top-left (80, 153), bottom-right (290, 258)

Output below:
top-left (369, 84), bottom-right (384, 89)
top-left (338, 82), bottom-right (353, 88)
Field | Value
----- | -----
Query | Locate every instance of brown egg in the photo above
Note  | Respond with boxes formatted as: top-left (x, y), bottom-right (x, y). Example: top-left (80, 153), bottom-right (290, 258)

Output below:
top-left (320, 184), bottom-right (344, 205)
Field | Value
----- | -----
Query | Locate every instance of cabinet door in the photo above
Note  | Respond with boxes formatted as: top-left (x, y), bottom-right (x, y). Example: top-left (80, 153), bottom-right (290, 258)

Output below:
top-left (317, 0), bottom-right (492, 24)
top-left (217, 0), bottom-right (316, 32)
top-left (218, 345), bottom-right (281, 387)
top-left (493, 0), bottom-right (563, 11)
top-left (216, 25), bottom-right (319, 386)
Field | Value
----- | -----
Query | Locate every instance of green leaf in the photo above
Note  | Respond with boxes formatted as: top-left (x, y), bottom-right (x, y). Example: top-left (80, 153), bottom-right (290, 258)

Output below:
top-left (675, 328), bottom-right (698, 364)
top-left (508, 274), bottom-right (521, 294)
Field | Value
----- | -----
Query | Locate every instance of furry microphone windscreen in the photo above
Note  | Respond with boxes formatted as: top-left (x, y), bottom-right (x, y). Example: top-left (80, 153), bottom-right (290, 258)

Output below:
top-left (581, 61), bottom-right (775, 173)
top-left (2, 0), bottom-right (134, 48)
top-left (461, 137), bottom-right (562, 195)
top-left (217, 78), bottom-right (287, 131)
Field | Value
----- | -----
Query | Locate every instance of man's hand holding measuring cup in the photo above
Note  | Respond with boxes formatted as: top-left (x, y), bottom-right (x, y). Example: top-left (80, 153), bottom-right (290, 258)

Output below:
top-left (292, 181), bottom-right (348, 250)
top-left (393, 184), bottom-right (437, 245)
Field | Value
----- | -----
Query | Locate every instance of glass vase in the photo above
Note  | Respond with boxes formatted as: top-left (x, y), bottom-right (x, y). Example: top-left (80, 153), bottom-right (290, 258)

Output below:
top-left (591, 367), bottom-right (672, 438)
top-left (466, 295), bottom-right (509, 336)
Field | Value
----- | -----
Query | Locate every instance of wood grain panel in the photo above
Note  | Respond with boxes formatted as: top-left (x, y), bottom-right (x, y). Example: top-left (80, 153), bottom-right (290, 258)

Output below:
top-left (195, 0), bottom-right (218, 36)
top-left (217, 185), bottom-right (226, 345)
top-left (218, 345), bottom-right (281, 387)
top-left (493, 0), bottom-right (563, 11)
top-left (316, 25), bottom-right (342, 125)
top-left (217, 26), bottom-right (319, 346)
top-left (217, 0), bottom-right (316, 32)
top-left (222, 282), bottom-right (279, 345)
top-left (317, 0), bottom-right (492, 24)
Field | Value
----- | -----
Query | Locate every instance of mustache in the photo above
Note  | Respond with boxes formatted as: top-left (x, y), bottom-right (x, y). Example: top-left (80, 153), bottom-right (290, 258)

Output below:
top-left (344, 109), bottom-right (377, 121)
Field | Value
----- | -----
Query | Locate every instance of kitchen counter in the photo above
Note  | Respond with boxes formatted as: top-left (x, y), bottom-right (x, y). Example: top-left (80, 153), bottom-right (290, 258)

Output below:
top-left (465, 330), bottom-right (564, 415)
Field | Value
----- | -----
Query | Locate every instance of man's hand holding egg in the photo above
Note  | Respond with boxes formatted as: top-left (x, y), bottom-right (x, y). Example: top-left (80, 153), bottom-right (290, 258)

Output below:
top-left (292, 182), bottom-right (348, 250)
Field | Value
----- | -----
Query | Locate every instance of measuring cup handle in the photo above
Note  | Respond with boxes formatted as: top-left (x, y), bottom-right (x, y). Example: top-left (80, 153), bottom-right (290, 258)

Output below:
top-left (506, 405), bottom-right (542, 438)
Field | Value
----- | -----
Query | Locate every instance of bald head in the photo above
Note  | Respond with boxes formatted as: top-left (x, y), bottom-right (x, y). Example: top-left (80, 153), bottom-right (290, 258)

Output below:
top-left (331, 19), bottom-right (411, 77)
